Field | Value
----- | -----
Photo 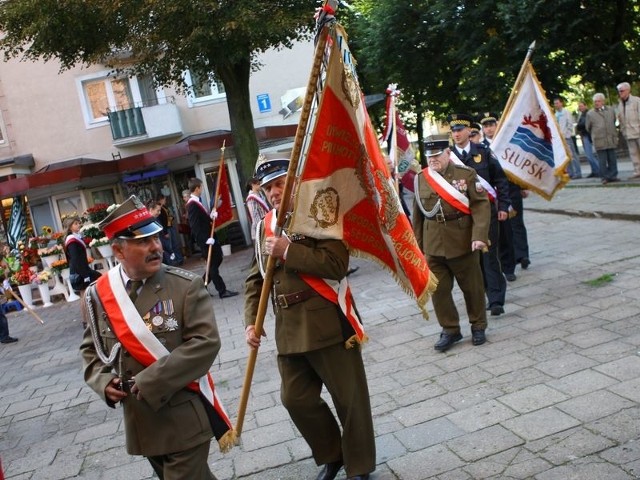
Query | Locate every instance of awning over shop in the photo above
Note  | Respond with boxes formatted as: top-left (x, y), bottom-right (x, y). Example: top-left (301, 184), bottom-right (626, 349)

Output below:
top-left (0, 125), bottom-right (297, 199)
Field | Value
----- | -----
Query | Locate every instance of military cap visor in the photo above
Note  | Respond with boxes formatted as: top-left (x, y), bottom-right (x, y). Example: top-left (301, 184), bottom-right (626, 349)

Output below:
top-left (424, 139), bottom-right (450, 157)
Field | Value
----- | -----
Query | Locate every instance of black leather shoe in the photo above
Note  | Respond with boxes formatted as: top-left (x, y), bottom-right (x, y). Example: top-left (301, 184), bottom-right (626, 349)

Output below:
top-left (505, 273), bottom-right (517, 282)
top-left (316, 461), bottom-right (343, 480)
top-left (219, 290), bottom-right (239, 299)
top-left (520, 258), bottom-right (530, 270)
top-left (490, 305), bottom-right (504, 316)
top-left (471, 329), bottom-right (486, 346)
top-left (348, 475), bottom-right (370, 480)
top-left (1, 336), bottom-right (18, 344)
top-left (434, 332), bottom-right (462, 352)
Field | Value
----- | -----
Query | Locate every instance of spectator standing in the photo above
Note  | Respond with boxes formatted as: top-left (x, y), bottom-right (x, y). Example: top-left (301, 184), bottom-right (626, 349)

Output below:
top-left (553, 97), bottom-right (582, 179)
top-left (157, 194), bottom-right (184, 265)
top-left (586, 93), bottom-right (620, 185)
top-left (616, 82), bottom-right (640, 179)
top-left (576, 101), bottom-right (601, 178)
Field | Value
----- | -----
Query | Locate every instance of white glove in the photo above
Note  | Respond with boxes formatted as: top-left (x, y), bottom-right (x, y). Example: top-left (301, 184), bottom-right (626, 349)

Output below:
top-left (210, 209), bottom-right (218, 220)
top-left (205, 238), bottom-right (216, 245)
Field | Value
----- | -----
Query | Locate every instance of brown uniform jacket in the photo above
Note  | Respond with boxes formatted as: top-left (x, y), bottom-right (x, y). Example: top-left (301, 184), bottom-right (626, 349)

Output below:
top-left (80, 265), bottom-right (220, 456)
top-left (412, 162), bottom-right (491, 258)
top-left (244, 221), bottom-right (353, 355)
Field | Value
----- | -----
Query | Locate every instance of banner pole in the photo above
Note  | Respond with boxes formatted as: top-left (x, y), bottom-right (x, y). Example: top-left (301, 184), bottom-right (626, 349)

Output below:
top-left (204, 141), bottom-right (226, 286)
top-left (234, 14), bottom-right (334, 439)
top-left (496, 41), bottom-right (536, 137)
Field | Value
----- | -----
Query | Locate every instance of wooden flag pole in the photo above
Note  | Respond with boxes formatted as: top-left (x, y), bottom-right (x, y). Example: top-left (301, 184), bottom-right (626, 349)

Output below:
top-left (234, 10), bottom-right (335, 439)
top-left (204, 140), bottom-right (226, 286)
top-left (495, 41), bottom-right (536, 137)
top-left (8, 289), bottom-right (44, 324)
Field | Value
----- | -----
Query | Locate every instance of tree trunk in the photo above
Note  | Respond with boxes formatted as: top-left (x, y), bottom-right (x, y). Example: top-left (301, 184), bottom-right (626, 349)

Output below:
top-left (218, 58), bottom-right (259, 189)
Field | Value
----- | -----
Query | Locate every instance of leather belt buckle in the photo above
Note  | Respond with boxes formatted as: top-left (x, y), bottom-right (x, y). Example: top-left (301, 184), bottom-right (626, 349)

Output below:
top-left (276, 294), bottom-right (289, 308)
top-left (436, 212), bottom-right (446, 223)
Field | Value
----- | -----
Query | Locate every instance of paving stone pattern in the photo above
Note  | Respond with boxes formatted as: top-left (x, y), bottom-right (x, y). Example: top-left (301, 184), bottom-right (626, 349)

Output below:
top-left (1, 160), bottom-right (639, 479)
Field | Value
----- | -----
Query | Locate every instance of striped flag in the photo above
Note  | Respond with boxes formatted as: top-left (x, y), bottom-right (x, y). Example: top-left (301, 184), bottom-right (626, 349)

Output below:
top-left (289, 24), bottom-right (437, 318)
top-left (491, 63), bottom-right (570, 199)
top-left (7, 196), bottom-right (26, 249)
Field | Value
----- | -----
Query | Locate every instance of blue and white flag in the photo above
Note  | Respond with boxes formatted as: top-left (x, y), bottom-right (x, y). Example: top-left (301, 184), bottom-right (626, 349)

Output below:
top-left (492, 64), bottom-right (569, 199)
top-left (7, 196), bottom-right (26, 249)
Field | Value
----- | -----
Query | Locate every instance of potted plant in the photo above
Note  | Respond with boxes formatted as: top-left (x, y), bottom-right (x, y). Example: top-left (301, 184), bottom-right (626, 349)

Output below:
top-left (10, 261), bottom-right (37, 308)
top-left (89, 236), bottom-right (113, 258)
top-left (216, 226), bottom-right (232, 256)
top-left (38, 244), bottom-right (64, 268)
top-left (34, 270), bottom-right (54, 307)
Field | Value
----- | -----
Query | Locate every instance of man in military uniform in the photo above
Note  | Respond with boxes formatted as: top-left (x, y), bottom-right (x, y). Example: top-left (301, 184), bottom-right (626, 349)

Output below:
top-left (412, 139), bottom-right (491, 351)
top-left (481, 111), bottom-right (531, 277)
top-left (80, 196), bottom-right (233, 479)
top-left (449, 113), bottom-right (511, 316)
top-left (244, 158), bottom-right (375, 480)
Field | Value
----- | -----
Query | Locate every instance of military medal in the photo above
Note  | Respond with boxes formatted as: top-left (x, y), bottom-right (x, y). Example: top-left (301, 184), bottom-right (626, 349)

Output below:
top-left (165, 318), bottom-right (179, 331)
top-left (152, 315), bottom-right (164, 327)
top-left (143, 313), bottom-right (153, 331)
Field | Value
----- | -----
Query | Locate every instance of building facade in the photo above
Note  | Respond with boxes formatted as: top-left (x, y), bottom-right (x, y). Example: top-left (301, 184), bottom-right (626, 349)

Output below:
top-left (0, 40), bottom-right (314, 249)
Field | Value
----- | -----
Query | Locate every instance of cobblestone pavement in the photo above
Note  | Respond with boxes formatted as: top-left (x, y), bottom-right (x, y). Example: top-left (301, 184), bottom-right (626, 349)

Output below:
top-left (1, 162), bottom-right (639, 479)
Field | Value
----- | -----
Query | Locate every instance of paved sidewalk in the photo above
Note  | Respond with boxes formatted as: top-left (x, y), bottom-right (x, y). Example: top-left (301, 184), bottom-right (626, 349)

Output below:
top-left (1, 166), bottom-right (639, 479)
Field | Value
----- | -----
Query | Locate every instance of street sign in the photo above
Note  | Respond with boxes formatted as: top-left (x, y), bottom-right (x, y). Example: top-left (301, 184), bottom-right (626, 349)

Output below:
top-left (257, 94), bottom-right (271, 113)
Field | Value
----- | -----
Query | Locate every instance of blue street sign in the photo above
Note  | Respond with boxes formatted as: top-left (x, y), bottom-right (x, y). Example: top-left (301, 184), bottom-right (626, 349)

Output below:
top-left (257, 94), bottom-right (272, 113)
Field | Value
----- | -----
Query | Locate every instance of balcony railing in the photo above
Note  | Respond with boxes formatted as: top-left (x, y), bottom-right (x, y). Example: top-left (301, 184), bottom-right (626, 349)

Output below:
top-left (108, 107), bottom-right (146, 140)
top-left (107, 98), bottom-right (183, 146)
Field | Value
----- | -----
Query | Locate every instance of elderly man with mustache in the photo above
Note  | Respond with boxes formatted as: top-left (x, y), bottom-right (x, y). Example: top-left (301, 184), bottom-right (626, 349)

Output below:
top-left (80, 195), bottom-right (231, 479)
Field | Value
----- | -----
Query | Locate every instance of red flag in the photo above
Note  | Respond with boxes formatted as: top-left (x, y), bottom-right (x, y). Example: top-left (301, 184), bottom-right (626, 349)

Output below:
top-left (382, 84), bottom-right (415, 175)
top-left (213, 163), bottom-right (233, 230)
top-left (290, 25), bottom-right (437, 318)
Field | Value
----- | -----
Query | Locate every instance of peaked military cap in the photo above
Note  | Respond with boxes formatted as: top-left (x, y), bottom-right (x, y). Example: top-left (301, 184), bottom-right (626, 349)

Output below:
top-left (446, 113), bottom-right (474, 131)
top-left (470, 122), bottom-right (482, 135)
top-left (99, 195), bottom-right (162, 240)
top-left (255, 154), bottom-right (289, 186)
top-left (479, 112), bottom-right (499, 125)
top-left (424, 139), bottom-right (451, 157)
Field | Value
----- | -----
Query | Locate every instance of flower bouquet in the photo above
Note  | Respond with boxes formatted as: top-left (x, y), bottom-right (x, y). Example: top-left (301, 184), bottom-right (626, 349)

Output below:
top-left (11, 261), bottom-right (37, 286)
top-left (38, 244), bottom-right (64, 257)
top-left (85, 203), bottom-right (110, 223)
top-left (51, 231), bottom-right (65, 246)
top-left (89, 237), bottom-right (110, 248)
top-left (80, 223), bottom-right (102, 241)
top-left (35, 270), bottom-right (52, 285)
top-left (50, 259), bottom-right (69, 275)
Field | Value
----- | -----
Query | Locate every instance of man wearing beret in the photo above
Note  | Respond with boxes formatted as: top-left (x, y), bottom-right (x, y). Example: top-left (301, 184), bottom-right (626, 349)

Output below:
top-left (412, 139), bottom-right (491, 351)
top-left (80, 195), bottom-right (233, 479)
top-left (244, 158), bottom-right (375, 480)
top-left (449, 113), bottom-right (511, 316)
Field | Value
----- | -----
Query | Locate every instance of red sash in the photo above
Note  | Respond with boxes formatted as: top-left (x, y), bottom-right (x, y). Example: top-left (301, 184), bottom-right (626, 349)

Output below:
top-left (421, 168), bottom-right (471, 214)
top-left (246, 192), bottom-right (270, 214)
top-left (94, 267), bottom-right (235, 451)
top-left (262, 210), bottom-right (366, 346)
top-left (186, 196), bottom-right (209, 215)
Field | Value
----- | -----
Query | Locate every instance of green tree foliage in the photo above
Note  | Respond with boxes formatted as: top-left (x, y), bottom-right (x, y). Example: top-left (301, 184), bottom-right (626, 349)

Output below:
top-left (0, 0), bottom-right (314, 182)
top-left (348, 0), bottom-right (640, 127)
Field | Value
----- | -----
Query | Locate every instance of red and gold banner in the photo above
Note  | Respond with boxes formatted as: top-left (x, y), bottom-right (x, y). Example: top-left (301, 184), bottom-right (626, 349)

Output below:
top-left (290, 25), bottom-right (436, 318)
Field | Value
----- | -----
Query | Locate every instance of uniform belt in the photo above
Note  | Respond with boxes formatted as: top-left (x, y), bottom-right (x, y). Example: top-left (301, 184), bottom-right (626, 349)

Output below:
top-left (426, 212), bottom-right (468, 223)
top-left (276, 289), bottom-right (319, 308)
